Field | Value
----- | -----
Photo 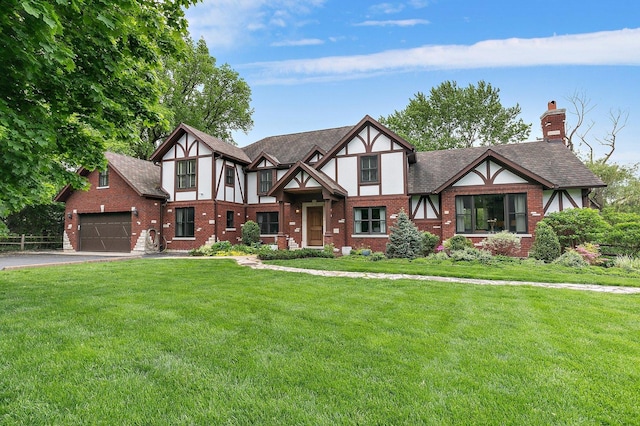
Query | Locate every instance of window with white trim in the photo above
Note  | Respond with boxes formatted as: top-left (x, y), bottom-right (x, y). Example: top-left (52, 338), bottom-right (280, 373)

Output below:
top-left (354, 207), bottom-right (386, 234)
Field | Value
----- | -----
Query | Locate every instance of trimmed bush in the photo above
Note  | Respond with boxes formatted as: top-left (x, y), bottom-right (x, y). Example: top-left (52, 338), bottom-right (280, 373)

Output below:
top-left (530, 221), bottom-right (561, 263)
top-left (421, 231), bottom-right (440, 256)
top-left (449, 247), bottom-right (493, 264)
top-left (481, 231), bottom-right (521, 256)
top-left (443, 235), bottom-right (473, 252)
top-left (553, 250), bottom-right (588, 268)
top-left (258, 248), bottom-right (335, 261)
top-left (241, 220), bottom-right (261, 245)
top-left (385, 209), bottom-right (422, 259)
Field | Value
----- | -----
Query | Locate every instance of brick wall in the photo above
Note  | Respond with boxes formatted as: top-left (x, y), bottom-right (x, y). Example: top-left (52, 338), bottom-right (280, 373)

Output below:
top-left (62, 167), bottom-right (163, 251)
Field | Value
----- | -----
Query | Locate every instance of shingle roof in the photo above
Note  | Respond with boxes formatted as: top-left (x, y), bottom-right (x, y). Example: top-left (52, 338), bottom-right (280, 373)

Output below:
top-left (408, 140), bottom-right (606, 194)
top-left (105, 152), bottom-right (167, 198)
top-left (181, 123), bottom-right (251, 164)
top-left (242, 126), bottom-right (354, 164)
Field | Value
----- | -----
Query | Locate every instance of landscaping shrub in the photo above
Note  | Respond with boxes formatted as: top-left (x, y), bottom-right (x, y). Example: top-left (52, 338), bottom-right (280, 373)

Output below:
top-left (614, 255), bottom-right (640, 272)
top-left (603, 221), bottom-right (640, 257)
top-left (421, 231), bottom-right (440, 256)
top-left (450, 247), bottom-right (493, 264)
top-left (541, 209), bottom-right (610, 250)
top-left (241, 220), bottom-right (261, 245)
top-left (258, 248), bottom-right (335, 260)
top-left (553, 250), bottom-right (589, 268)
top-left (481, 231), bottom-right (521, 256)
top-left (574, 243), bottom-right (602, 265)
top-left (530, 221), bottom-right (561, 263)
top-left (385, 209), bottom-right (422, 259)
top-left (190, 241), bottom-right (258, 256)
top-left (443, 235), bottom-right (473, 252)
top-left (369, 252), bottom-right (386, 261)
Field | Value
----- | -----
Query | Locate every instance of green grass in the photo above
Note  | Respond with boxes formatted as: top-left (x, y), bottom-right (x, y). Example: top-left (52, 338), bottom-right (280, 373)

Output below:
top-left (1, 258), bottom-right (639, 424)
top-left (267, 255), bottom-right (640, 287)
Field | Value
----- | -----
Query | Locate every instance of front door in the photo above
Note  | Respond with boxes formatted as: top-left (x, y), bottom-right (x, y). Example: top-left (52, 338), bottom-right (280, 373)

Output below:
top-left (306, 207), bottom-right (323, 247)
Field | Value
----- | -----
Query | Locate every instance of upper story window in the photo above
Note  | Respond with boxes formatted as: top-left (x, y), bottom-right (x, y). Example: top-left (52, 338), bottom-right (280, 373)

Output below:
top-left (455, 193), bottom-right (527, 234)
top-left (354, 207), bottom-right (386, 234)
top-left (98, 170), bottom-right (109, 188)
top-left (360, 155), bottom-right (379, 184)
top-left (177, 159), bottom-right (196, 189)
top-left (225, 166), bottom-right (235, 187)
top-left (259, 170), bottom-right (273, 194)
top-left (257, 212), bottom-right (279, 235)
top-left (175, 207), bottom-right (195, 238)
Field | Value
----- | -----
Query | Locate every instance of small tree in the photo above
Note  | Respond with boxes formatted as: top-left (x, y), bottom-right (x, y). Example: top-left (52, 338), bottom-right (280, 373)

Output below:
top-left (542, 208), bottom-right (610, 250)
top-left (241, 220), bottom-right (261, 246)
top-left (385, 210), bottom-right (422, 259)
top-left (530, 221), bottom-right (561, 262)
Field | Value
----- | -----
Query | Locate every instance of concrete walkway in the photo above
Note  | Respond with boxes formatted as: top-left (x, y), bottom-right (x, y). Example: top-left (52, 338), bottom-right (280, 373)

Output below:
top-left (229, 255), bottom-right (640, 295)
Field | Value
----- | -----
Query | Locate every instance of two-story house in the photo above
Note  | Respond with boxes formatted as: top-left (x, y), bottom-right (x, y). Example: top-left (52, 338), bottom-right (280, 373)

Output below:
top-left (56, 102), bottom-right (605, 256)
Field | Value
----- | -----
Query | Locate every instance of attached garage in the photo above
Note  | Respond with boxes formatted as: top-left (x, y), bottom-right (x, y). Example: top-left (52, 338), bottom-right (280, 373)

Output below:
top-left (79, 213), bottom-right (132, 252)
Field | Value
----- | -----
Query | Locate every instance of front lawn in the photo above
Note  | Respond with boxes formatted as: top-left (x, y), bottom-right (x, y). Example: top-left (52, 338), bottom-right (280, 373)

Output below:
top-left (266, 255), bottom-right (640, 287)
top-left (1, 259), bottom-right (639, 424)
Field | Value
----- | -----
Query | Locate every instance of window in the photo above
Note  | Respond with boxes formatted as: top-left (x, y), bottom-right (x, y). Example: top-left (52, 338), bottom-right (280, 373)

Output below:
top-left (360, 155), bottom-right (379, 184)
top-left (226, 210), bottom-right (235, 229)
top-left (257, 212), bottom-right (279, 234)
top-left (455, 194), bottom-right (527, 234)
top-left (98, 170), bottom-right (109, 187)
top-left (354, 207), bottom-right (386, 234)
top-left (175, 207), bottom-right (195, 237)
top-left (225, 166), bottom-right (235, 187)
top-left (177, 159), bottom-right (196, 189)
top-left (259, 170), bottom-right (273, 194)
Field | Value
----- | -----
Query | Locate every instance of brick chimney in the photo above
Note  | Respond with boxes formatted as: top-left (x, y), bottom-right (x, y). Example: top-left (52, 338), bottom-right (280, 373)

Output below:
top-left (540, 100), bottom-right (567, 145)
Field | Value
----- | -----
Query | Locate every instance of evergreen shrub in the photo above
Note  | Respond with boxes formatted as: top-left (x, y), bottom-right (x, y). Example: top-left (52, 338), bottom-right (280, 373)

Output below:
top-left (241, 220), bottom-right (261, 245)
top-left (530, 221), bottom-right (561, 262)
top-left (385, 209), bottom-right (422, 259)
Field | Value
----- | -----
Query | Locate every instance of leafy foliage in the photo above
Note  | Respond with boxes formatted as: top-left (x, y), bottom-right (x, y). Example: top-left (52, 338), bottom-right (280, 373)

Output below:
top-left (420, 231), bottom-right (440, 256)
top-left (257, 248), bottom-right (335, 261)
top-left (241, 220), bottom-right (261, 246)
top-left (449, 247), bottom-right (493, 264)
top-left (0, 0), bottom-right (194, 214)
top-left (138, 38), bottom-right (253, 158)
top-left (481, 231), bottom-right (521, 256)
top-left (541, 209), bottom-right (610, 250)
top-left (385, 210), bottom-right (422, 259)
top-left (3, 203), bottom-right (65, 236)
top-left (530, 221), bottom-right (561, 263)
top-left (443, 235), bottom-right (474, 252)
top-left (554, 250), bottom-right (589, 268)
top-left (587, 161), bottom-right (640, 213)
top-left (574, 243), bottom-right (602, 266)
top-left (379, 80), bottom-right (531, 151)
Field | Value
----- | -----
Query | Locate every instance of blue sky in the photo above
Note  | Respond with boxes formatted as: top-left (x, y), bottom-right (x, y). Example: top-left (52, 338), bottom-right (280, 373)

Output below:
top-left (184, 0), bottom-right (640, 167)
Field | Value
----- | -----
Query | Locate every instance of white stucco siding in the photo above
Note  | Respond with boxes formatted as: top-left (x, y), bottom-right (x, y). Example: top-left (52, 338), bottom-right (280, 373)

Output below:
top-left (411, 196), bottom-right (424, 219)
top-left (381, 152), bottom-right (405, 194)
top-left (162, 161), bottom-right (175, 201)
top-left (346, 135), bottom-right (366, 154)
top-left (567, 189), bottom-right (584, 208)
top-left (277, 169), bottom-right (288, 180)
top-left (247, 172), bottom-right (259, 204)
top-left (492, 161), bottom-right (527, 184)
top-left (454, 171), bottom-right (485, 186)
top-left (198, 157), bottom-right (212, 199)
top-left (371, 132), bottom-right (392, 152)
top-left (235, 166), bottom-right (245, 203)
top-left (162, 146), bottom-right (176, 161)
top-left (359, 185), bottom-right (380, 196)
top-left (175, 191), bottom-right (196, 201)
top-left (337, 157), bottom-right (358, 195)
top-left (427, 195), bottom-right (440, 219)
top-left (320, 159), bottom-right (336, 181)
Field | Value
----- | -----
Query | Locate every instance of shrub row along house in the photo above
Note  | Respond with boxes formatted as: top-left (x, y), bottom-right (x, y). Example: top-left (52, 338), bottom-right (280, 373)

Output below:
top-left (56, 101), bottom-right (605, 256)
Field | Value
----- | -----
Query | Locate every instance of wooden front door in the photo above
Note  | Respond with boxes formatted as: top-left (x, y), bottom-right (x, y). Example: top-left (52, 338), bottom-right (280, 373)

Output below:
top-left (306, 207), bottom-right (324, 247)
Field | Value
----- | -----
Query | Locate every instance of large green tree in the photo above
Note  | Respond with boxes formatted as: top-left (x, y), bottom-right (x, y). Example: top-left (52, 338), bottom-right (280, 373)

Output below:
top-left (0, 0), bottom-right (194, 215)
top-left (379, 81), bottom-right (531, 151)
top-left (137, 38), bottom-right (254, 158)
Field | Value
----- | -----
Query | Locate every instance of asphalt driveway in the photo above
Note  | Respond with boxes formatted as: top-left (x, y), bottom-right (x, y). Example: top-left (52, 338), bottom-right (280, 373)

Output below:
top-left (0, 252), bottom-right (142, 271)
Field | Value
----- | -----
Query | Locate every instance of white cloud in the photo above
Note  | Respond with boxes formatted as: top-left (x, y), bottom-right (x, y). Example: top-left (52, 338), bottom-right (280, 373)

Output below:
top-left (185, 0), bottom-right (327, 50)
top-left (243, 28), bottom-right (640, 84)
top-left (271, 38), bottom-right (325, 47)
top-left (354, 19), bottom-right (430, 27)
top-left (369, 3), bottom-right (405, 14)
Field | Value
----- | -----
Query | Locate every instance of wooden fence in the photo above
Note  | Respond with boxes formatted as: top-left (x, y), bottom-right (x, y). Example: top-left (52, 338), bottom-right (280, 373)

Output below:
top-left (0, 235), bottom-right (63, 251)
